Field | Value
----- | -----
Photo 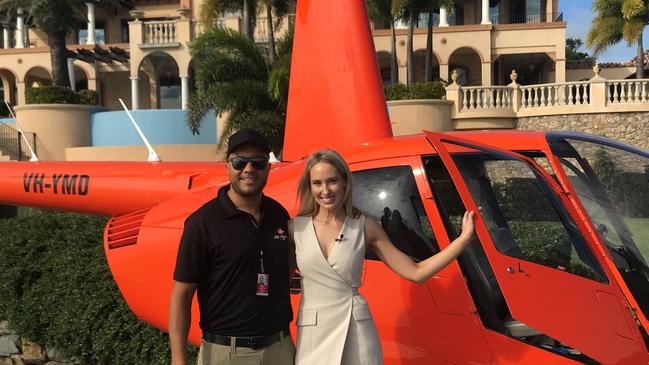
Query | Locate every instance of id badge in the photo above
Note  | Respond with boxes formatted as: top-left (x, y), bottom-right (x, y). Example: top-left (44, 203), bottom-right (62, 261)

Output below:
top-left (256, 273), bottom-right (269, 296)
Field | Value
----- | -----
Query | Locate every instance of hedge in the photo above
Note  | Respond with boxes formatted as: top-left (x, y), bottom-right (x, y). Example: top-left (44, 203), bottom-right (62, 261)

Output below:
top-left (384, 82), bottom-right (446, 101)
top-left (593, 148), bottom-right (649, 218)
top-left (25, 86), bottom-right (99, 105)
top-left (0, 209), bottom-right (197, 364)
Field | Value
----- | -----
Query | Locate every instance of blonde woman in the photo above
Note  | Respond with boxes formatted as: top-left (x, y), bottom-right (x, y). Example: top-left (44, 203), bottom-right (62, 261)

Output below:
top-left (288, 149), bottom-right (475, 365)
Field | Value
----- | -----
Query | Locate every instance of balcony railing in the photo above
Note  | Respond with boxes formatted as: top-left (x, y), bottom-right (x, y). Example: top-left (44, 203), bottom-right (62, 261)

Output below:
top-left (460, 86), bottom-right (512, 111)
top-left (520, 82), bottom-right (590, 108)
top-left (607, 80), bottom-right (649, 104)
top-left (142, 20), bottom-right (177, 46)
top-left (494, 12), bottom-right (563, 25)
top-left (445, 68), bottom-right (649, 120)
top-left (371, 11), bottom-right (564, 30)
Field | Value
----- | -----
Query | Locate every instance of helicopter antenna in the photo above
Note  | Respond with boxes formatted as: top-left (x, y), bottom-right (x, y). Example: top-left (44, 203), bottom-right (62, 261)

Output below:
top-left (3, 100), bottom-right (39, 162)
top-left (118, 98), bottom-right (161, 162)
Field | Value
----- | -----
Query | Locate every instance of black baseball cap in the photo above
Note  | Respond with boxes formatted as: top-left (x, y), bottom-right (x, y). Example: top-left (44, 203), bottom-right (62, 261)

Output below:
top-left (226, 128), bottom-right (271, 156)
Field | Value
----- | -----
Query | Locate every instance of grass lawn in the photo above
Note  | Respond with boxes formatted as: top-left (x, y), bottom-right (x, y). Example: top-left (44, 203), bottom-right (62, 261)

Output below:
top-left (625, 217), bottom-right (649, 260)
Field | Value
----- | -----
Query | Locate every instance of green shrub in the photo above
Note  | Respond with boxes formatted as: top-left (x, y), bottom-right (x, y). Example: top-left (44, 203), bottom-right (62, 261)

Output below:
top-left (0, 210), bottom-right (197, 364)
top-left (26, 86), bottom-right (77, 104)
top-left (593, 149), bottom-right (649, 217)
top-left (25, 86), bottom-right (99, 105)
top-left (78, 89), bottom-right (99, 105)
top-left (384, 83), bottom-right (409, 101)
top-left (408, 82), bottom-right (446, 100)
top-left (384, 82), bottom-right (446, 101)
top-left (493, 178), bottom-right (557, 221)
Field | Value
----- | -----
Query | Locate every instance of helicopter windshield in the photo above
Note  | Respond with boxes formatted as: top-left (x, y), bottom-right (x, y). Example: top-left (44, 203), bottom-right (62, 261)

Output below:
top-left (547, 134), bottom-right (649, 319)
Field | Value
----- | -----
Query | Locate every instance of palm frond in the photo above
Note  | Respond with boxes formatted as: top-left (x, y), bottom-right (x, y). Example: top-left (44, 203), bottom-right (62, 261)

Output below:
top-left (204, 80), bottom-right (276, 114)
top-left (186, 91), bottom-right (218, 135)
top-left (274, 22), bottom-right (293, 59)
top-left (187, 79), bottom-right (276, 134)
top-left (191, 27), bottom-right (266, 65)
top-left (623, 17), bottom-right (645, 44)
top-left (199, 0), bottom-right (240, 25)
top-left (622, 0), bottom-right (645, 19)
top-left (593, 0), bottom-right (623, 16)
top-left (587, 15), bottom-right (625, 55)
top-left (194, 51), bottom-right (268, 90)
top-left (268, 53), bottom-right (290, 106)
top-left (219, 110), bottom-right (285, 152)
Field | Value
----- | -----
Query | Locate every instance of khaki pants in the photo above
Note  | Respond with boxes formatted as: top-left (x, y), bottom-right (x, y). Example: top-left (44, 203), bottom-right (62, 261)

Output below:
top-left (197, 333), bottom-right (295, 365)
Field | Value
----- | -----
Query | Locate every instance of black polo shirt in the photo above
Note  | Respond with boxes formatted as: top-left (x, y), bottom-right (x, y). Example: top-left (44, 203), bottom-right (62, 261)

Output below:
top-left (173, 185), bottom-right (292, 336)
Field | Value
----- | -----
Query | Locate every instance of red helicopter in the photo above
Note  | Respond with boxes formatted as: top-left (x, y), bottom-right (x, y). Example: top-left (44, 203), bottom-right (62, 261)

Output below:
top-left (2, 1), bottom-right (649, 364)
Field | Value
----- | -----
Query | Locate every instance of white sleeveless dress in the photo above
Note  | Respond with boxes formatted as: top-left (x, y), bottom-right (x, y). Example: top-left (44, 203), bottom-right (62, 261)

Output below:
top-left (293, 215), bottom-right (383, 365)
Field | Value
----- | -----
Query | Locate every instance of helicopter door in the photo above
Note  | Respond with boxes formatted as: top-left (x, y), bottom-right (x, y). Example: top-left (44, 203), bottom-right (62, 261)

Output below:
top-left (425, 132), bottom-right (645, 364)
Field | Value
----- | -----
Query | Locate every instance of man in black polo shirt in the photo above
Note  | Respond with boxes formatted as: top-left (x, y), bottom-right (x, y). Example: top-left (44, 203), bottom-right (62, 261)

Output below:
top-left (169, 129), bottom-right (294, 365)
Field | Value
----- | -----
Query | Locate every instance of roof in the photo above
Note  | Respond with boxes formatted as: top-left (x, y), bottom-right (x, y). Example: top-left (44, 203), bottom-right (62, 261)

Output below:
top-left (598, 50), bottom-right (649, 69)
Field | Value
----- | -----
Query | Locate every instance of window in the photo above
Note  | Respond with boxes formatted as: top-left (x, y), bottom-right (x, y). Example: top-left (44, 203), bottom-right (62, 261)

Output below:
top-left (448, 5), bottom-right (464, 25)
top-left (121, 19), bottom-right (130, 43)
top-left (352, 166), bottom-right (439, 261)
top-left (77, 21), bottom-right (106, 45)
top-left (489, 4), bottom-right (499, 24)
top-left (449, 152), bottom-right (606, 282)
top-left (526, 0), bottom-right (543, 23)
top-left (548, 137), bottom-right (649, 318)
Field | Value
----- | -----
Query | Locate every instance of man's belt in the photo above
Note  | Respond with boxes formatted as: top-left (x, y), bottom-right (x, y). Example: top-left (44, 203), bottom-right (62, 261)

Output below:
top-left (203, 328), bottom-right (290, 350)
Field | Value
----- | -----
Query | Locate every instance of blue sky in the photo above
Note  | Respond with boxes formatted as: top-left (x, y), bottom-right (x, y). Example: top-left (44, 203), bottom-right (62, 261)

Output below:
top-left (561, 0), bottom-right (649, 63)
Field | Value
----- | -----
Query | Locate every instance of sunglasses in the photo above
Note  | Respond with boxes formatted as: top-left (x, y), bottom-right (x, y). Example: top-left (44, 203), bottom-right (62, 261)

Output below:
top-left (228, 156), bottom-right (269, 171)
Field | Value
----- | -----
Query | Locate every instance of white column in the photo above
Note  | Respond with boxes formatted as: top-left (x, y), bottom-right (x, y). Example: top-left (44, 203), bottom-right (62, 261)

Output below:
top-left (130, 76), bottom-right (139, 110)
top-left (439, 7), bottom-right (449, 27)
top-left (3, 26), bottom-right (9, 49)
top-left (181, 76), bottom-right (189, 110)
top-left (481, 0), bottom-right (491, 25)
top-left (86, 2), bottom-right (96, 45)
top-left (16, 8), bottom-right (24, 48)
top-left (68, 58), bottom-right (76, 91)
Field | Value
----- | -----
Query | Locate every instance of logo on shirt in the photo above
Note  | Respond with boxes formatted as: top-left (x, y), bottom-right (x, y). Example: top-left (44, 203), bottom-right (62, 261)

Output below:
top-left (274, 228), bottom-right (288, 241)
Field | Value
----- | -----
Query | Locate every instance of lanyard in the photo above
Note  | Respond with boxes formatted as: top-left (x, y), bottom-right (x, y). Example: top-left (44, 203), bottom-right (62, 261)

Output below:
top-left (246, 213), bottom-right (265, 274)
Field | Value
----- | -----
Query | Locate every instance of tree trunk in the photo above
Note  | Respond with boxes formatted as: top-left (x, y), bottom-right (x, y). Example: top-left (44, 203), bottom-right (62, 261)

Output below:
top-left (266, 4), bottom-right (275, 62)
top-left (407, 6), bottom-right (415, 86)
top-left (390, 22), bottom-right (398, 84)
top-left (424, 10), bottom-right (433, 83)
top-left (48, 29), bottom-right (70, 87)
top-left (637, 31), bottom-right (644, 79)
top-left (242, 0), bottom-right (252, 39)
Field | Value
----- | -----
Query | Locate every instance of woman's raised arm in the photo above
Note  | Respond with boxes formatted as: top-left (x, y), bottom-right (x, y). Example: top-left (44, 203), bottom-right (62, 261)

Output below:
top-left (366, 211), bottom-right (475, 283)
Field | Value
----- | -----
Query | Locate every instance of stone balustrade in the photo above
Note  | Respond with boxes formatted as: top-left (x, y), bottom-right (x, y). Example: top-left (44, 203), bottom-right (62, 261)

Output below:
top-left (461, 85), bottom-right (513, 110)
top-left (445, 66), bottom-right (649, 126)
top-left (143, 20), bottom-right (177, 45)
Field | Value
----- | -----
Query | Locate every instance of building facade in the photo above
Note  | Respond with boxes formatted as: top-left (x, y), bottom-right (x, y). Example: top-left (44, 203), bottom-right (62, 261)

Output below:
top-left (0, 0), bottom-right (566, 113)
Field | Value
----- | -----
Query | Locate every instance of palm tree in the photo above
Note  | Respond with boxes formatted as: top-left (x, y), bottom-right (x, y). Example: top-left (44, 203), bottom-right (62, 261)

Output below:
top-left (404, 0), bottom-right (453, 85)
top-left (187, 26), bottom-right (293, 153)
top-left (259, 0), bottom-right (290, 62)
top-left (424, 0), bottom-right (453, 82)
top-left (0, 0), bottom-right (128, 87)
top-left (588, 0), bottom-right (649, 79)
top-left (200, 0), bottom-right (258, 40)
top-left (366, 0), bottom-right (407, 85)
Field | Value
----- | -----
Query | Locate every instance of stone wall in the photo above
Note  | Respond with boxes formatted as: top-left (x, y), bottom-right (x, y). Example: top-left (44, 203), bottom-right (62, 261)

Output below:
top-left (0, 321), bottom-right (71, 365)
top-left (515, 112), bottom-right (649, 152)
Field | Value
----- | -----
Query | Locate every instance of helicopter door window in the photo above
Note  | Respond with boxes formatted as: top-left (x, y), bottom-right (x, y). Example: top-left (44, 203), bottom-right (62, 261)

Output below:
top-left (451, 153), bottom-right (607, 282)
top-left (352, 166), bottom-right (439, 261)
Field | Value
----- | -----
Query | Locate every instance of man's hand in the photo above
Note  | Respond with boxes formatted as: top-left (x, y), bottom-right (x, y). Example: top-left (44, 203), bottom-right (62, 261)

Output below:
top-left (169, 281), bottom-right (197, 365)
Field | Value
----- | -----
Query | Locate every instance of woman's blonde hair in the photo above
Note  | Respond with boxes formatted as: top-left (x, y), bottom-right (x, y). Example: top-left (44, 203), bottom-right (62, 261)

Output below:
top-left (296, 149), bottom-right (354, 217)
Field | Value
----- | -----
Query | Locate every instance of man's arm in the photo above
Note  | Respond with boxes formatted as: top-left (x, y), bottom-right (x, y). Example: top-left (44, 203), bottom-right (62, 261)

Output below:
top-left (169, 280), bottom-right (198, 365)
